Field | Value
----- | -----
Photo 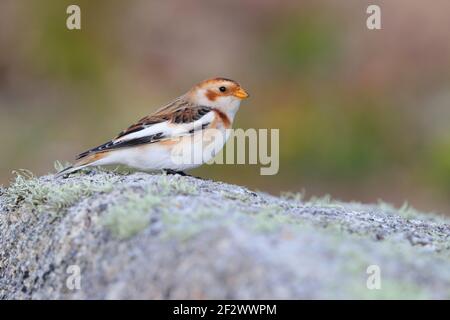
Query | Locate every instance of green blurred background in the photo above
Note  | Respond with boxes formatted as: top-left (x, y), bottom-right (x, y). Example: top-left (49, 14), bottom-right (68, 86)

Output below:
top-left (1, 0), bottom-right (450, 214)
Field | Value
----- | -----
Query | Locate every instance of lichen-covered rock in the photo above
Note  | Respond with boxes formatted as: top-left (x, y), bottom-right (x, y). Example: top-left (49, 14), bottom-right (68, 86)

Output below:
top-left (1, 170), bottom-right (450, 299)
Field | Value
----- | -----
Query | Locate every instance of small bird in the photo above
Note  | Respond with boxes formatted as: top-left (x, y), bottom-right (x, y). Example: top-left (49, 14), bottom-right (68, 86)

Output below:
top-left (57, 77), bottom-right (249, 177)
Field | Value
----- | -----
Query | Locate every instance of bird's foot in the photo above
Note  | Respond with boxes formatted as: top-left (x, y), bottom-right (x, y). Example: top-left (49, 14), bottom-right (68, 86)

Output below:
top-left (163, 169), bottom-right (190, 177)
top-left (162, 169), bottom-right (208, 180)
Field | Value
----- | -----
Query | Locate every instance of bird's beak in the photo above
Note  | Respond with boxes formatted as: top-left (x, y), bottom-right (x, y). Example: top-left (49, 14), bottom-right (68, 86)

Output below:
top-left (234, 87), bottom-right (249, 99)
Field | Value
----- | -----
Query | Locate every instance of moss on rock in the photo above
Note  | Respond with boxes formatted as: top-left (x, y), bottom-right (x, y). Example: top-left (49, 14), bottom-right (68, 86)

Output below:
top-left (1, 168), bottom-right (450, 299)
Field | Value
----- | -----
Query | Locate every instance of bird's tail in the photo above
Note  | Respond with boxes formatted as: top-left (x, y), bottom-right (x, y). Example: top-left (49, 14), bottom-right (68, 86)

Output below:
top-left (55, 164), bottom-right (86, 178)
top-left (55, 152), bottom-right (107, 178)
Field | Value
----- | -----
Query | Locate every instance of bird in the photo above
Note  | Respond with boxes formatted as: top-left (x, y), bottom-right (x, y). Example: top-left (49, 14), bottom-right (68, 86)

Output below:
top-left (56, 77), bottom-right (249, 177)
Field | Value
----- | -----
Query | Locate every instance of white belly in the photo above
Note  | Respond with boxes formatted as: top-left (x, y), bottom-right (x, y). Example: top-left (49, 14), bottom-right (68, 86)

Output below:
top-left (91, 128), bottom-right (230, 171)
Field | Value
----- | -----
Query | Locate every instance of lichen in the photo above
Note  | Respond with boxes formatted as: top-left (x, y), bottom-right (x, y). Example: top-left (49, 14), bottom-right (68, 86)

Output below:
top-left (280, 191), bottom-right (304, 202)
top-left (101, 176), bottom-right (199, 240)
top-left (102, 191), bottom-right (162, 239)
top-left (220, 190), bottom-right (253, 202)
top-left (4, 169), bottom-right (116, 215)
top-left (250, 204), bottom-right (300, 232)
top-left (2, 170), bottom-right (450, 299)
top-left (156, 174), bottom-right (198, 195)
top-left (377, 200), bottom-right (447, 223)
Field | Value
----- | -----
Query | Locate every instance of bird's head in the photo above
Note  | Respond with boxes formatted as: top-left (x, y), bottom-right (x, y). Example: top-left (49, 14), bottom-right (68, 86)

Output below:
top-left (187, 77), bottom-right (249, 111)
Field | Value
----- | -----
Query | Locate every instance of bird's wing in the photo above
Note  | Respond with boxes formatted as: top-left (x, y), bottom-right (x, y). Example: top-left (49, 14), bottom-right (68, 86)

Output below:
top-left (76, 100), bottom-right (214, 160)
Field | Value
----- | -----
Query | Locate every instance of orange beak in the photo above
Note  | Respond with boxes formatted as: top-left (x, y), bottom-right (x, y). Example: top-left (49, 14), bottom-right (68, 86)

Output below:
top-left (233, 87), bottom-right (250, 99)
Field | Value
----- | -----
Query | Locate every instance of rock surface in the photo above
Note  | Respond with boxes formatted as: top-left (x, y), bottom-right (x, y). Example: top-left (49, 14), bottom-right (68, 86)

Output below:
top-left (1, 170), bottom-right (450, 299)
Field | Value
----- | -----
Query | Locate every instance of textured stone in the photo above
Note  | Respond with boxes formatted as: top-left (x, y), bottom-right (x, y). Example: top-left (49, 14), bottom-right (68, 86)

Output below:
top-left (1, 170), bottom-right (450, 299)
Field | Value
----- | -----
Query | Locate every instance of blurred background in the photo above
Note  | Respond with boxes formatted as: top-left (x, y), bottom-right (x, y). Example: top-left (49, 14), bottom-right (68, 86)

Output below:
top-left (1, 0), bottom-right (450, 214)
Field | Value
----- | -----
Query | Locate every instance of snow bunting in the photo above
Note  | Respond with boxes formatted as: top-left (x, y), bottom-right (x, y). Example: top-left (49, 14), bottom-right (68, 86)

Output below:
top-left (57, 77), bottom-right (249, 177)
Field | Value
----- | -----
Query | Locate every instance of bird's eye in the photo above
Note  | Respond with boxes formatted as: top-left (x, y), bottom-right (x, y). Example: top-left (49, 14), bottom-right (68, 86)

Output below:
top-left (219, 86), bottom-right (226, 92)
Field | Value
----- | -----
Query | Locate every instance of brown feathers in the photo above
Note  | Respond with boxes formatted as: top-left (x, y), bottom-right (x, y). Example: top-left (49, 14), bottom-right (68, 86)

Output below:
top-left (212, 109), bottom-right (231, 128)
top-left (206, 89), bottom-right (219, 101)
top-left (76, 151), bottom-right (107, 166)
top-left (115, 102), bottom-right (212, 139)
top-left (72, 77), bottom-right (245, 163)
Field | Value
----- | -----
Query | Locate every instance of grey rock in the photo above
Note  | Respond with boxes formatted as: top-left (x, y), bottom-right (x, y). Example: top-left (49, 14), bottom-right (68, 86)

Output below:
top-left (1, 170), bottom-right (450, 299)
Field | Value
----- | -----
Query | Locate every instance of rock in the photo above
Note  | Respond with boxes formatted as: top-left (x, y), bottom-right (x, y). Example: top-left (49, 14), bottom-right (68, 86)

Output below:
top-left (1, 169), bottom-right (450, 299)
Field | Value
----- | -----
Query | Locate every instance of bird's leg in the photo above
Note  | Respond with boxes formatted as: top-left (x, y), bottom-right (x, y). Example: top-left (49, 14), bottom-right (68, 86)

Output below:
top-left (163, 169), bottom-right (190, 176)
top-left (163, 169), bottom-right (177, 175)
top-left (163, 169), bottom-right (209, 180)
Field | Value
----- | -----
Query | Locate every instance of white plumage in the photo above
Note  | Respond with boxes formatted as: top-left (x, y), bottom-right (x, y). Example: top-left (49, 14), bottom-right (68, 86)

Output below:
top-left (57, 77), bottom-right (249, 177)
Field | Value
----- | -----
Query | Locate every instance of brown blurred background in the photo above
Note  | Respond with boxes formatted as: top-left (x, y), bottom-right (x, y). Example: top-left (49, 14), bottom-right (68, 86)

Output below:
top-left (1, 0), bottom-right (450, 214)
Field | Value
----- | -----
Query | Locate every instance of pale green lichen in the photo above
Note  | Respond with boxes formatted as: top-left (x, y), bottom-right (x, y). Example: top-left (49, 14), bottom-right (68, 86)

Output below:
top-left (99, 176), bottom-right (200, 240)
top-left (281, 191), bottom-right (341, 207)
top-left (281, 189), bottom-right (448, 223)
top-left (156, 174), bottom-right (198, 195)
top-left (220, 190), bottom-right (253, 202)
top-left (160, 201), bottom-right (301, 239)
top-left (251, 204), bottom-right (300, 232)
top-left (280, 191), bottom-right (304, 202)
top-left (5, 170), bottom-right (51, 210)
top-left (307, 194), bottom-right (344, 208)
top-left (102, 191), bottom-right (162, 239)
top-left (377, 200), bottom-right (448, 223)
top-left (252, 213), bottom-right (292, 233)
top-left (4, 169), bottom-right (116, 215)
